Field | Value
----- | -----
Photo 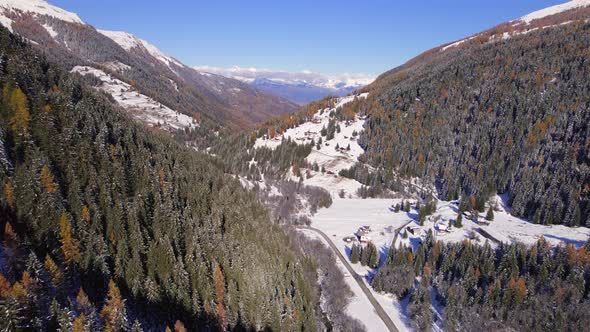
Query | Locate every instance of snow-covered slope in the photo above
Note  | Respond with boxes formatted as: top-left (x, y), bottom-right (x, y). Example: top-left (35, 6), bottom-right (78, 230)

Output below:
top-left (255, 93), bottom-right (370, 197)
top-left (519, 0), bottom-right (590, 24)
top-left (98, 30), bottom-right (184, 70)
top-left (0, 0), bottom-right (83, 31)
top-left (440, 0), bottom-right (590, 52)
top-left (72, 66), bottom-right (197, 131)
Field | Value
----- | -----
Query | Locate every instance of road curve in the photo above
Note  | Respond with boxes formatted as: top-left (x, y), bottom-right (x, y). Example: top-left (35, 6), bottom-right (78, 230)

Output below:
top-left (302, 226), bottom-right (401, 332)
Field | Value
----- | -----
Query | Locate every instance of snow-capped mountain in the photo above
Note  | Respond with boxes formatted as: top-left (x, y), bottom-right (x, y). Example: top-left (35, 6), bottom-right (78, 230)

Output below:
top-left (438, 0), bottom-right (590, 53)
top-left (0, 0), bottom-right (298, 129)
top-left (193, 66), bottom-right (375, 105)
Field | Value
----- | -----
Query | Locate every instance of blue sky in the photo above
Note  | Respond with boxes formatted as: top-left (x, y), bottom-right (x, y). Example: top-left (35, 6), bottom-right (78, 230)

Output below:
top-left (51, 0), bottom-right (566, 75)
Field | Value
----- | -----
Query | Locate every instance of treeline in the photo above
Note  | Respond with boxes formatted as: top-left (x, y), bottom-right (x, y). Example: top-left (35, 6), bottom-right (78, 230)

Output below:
top-left (373, 233), bottom-right (590, 331)
top-left (351, 22), bottom-right (590, 226)
top-left (0, 26), bottom-right (320, 331)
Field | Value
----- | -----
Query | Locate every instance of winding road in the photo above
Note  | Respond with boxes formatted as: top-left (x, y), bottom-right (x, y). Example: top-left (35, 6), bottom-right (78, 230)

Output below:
top-left (303, 223), bottom-right (411, 332)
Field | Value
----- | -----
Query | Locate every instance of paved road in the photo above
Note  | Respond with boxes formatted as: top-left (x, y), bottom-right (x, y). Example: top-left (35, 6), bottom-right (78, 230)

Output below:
top-left (303, 226), bottom-right (401, 332)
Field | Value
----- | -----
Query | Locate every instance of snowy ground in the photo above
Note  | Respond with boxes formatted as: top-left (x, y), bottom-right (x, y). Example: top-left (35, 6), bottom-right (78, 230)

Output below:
top-left (255, 93), bottom-right (370, 198)
top-left (298, 228), bottom-right (410, 332)
top-left (71, 66), bottom-right (197, 131)
top-left (309, 196), bottom-right (590, 331)
top-left (391, 196), bottom-right (590, 250)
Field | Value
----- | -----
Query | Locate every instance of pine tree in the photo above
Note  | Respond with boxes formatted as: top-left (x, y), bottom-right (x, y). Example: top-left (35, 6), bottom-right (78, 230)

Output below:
top-left (455, 213), bottom-right (463, 228)
top-left (368, 242), bottom-right (380, 268)
top-left (572, 205), bottom-right (581, 226)
top-left (402, 229), bottom-right (408, 239)
top-left (486, 206), bottom-right (494, 221)
top-left (351, 244), bottom-right (360, 264)
top-left (360, 246), bottom-right (369, 266)
top-left (59, 212), bottom-right (81, 264)
top-left (414, 244), bottom-right (425, 275)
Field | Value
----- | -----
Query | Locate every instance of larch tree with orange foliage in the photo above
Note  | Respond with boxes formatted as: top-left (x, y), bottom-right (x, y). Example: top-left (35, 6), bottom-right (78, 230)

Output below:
top-left (101, 280), bottom-right (127, 332)
top-left (8, 86), bottom-right (30, 135)
top-left (214, 264), bottom-right (226, 328)
top-left (3, 181), bottom-right (15, 209)
top-left (59, 212), bottom-right (81, 264)
top-left (40, 165), bottom-right (58, 193)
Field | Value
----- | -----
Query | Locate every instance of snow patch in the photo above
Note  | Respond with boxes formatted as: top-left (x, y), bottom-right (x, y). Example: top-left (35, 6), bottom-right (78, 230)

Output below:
top-left (98, 29), bottom-right (184, 71)
top-left (518, 0), bottom-right (590, 24)
top-left (0, 0), bottom-right (83, 24)
top-left (71, 66), bottom-right (197, 131)
top-left (42, 22), bottom-right (57, 38)
top-left (0, 14), bottom-right (12, 32)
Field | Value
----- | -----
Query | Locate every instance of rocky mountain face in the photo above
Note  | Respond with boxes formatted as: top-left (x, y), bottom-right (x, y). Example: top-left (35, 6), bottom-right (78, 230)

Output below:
top-left (0, 0), bottom-right (299, 129)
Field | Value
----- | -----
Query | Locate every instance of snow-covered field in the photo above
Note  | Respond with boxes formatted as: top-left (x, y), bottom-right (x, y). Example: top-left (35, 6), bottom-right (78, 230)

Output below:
top-left (71, 66), bottom-right (196, 131)
top-left (298, 228), bottom-right (410, 332)
top-left (308, 196), bottom-right (590, 331)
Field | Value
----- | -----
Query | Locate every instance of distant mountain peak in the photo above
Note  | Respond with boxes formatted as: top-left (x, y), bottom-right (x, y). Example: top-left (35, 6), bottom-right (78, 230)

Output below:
top-left (193, 65), bottom-right (375, 105)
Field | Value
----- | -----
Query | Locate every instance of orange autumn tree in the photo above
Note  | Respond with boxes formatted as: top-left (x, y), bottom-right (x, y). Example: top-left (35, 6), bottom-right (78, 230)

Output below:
top-left (44, 254), bottom-right (62, 285)
top-left (73, 314), bottom-right (87, 332)
top-left (3, 181), bottom-right (15, 209)
top-left (214, 264), bottom-right (226, 328)
top-left (59, 212), bottom-right (81, 264)
top-left (101, 280), bottom-right (126, 332)
top-left (41, 165), bottom-right (58, 193)
top-left (81, 206), bottom-right (90, 224)
top-left (174, 320), bottom-right (187, 332)
top-left (8, 86), bottom-right (30, 135)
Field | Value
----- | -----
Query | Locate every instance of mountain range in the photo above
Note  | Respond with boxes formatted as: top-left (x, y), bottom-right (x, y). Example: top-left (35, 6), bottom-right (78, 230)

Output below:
top-left (0, 0), bottom-right (299, 129)
top-left (193, 66), bottom-right (375, 105)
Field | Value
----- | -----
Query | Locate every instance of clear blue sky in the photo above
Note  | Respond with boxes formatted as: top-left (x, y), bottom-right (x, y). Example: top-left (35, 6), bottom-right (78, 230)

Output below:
top-left (50, 0), bottom-right (565, 75)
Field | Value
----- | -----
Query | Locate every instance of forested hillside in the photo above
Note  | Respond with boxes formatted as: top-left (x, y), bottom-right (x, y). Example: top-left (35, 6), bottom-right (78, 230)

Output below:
top-left (352, 21), bottom-right (590, 226)
top-left (373, 234), bottom-right (590, 331)
top-left (0, 26), bottom-right (319, 331)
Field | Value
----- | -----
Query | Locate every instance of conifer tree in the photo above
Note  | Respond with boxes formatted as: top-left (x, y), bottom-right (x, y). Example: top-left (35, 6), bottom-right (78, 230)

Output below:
top-left (8, 87), bottom-right (30, 135)
top-left (100, 280), bottom-right (126, 332)
top-left (360, 246), bottom-right (369, 266)
top-left (455, 211), bottom-right (463, 228)
top-left (214, 264), bottom-right (226, 328)
top-left (368, 242), bottom-right (380, 268)
top-left (44, 255), bottom-right (62, 286)
top-left (350, 244), bottom-right (360, 264)
top-left (40, 165), bottom-right (58, 193)
top-left (3, 181), bottom-right (15, 209)
top-left (486, 206), bottom-right (494, 221)
top-left (59, 212), bottom-right (81, 264)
